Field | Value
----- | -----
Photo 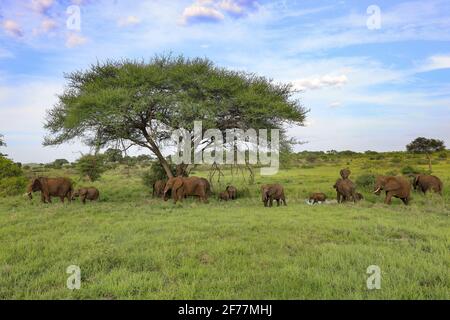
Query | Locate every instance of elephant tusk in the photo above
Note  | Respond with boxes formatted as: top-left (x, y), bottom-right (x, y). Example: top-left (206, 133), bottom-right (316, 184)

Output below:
top-left (373, 187), bottom-right (381, 194)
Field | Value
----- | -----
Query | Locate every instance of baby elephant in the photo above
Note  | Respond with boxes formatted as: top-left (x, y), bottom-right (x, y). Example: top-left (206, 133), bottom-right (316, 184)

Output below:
top-left (354, 192), bottom-right (364, 201)
top-left (261, 184), bottom-right (286, 207)
top-left (309, 192), bottom-right (327, 204)
top-left (226, 185), bottom-right (237, 200)
top-left (218, 191), bottom-right (230, 201)
top-left (72, 187), bottom-right (99, 204)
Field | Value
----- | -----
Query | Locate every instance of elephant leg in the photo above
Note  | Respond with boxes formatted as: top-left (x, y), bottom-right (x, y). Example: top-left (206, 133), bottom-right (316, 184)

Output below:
top-left (60, 196), bottom-right (65, 203)
top-left (40, 193), bottom-right (46, 203)
top-left (384, 192), bottom-right (393, 205)
top-left (269, 196), bottom-right (273, 207)
top-left (283, 197), bottom-right (287, 206)
top-left (47, 195), bottom-right (52, 203)
top-left (276, 199), bottom-right (280, 206)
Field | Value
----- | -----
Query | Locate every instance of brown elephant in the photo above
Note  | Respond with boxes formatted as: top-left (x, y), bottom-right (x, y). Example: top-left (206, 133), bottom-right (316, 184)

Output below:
top-left (413, 174), bottom-right (443, 195)
top-left (226, 185), bottom-right (237, 200)
top-left (163, 176), bottom-right (208, 204)
top-left (355, 192), bottom-right (364, 201)
top-left (333, 178), bottom-right (357, 203)
top-left (27, 177), bottom-right (73, 203)
top-left (152, 179), bottom-right (167, 198)
top-left (374, 176), bottom-right (411, 205)
top-left (72, 187), bottom-right (99, 204)
top-left (309, 192), bottom-right (327, 204)
top-left (340, 168), bottom-right (351, 180)
top-left (200, 178), bottom-right (212, 195)
top-left (218, 191), bottom-right (230, 201)
top-left (261, 184), bottom-right (286, 207)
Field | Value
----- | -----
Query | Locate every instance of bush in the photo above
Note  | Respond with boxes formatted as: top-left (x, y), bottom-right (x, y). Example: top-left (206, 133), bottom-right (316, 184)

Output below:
top-left (390, 157), bottom-right (402, 164)
top-left (438, 152), bottom-right (447, 159)
top-left (0, 156), bottom-right (27, 196)
top-left (76, 154), bottom-right (106, 181)
top-left (0, 176), bottom-right (28, 196)
top-left (355, 173), bottom-right (376, 190)
top-left (142, 161), bottom-right (176, 189)
top-left (401, 166), bottom-right (421, 175)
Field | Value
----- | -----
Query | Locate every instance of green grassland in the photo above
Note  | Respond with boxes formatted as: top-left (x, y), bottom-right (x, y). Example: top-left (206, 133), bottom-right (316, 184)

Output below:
top-left (0, 155), bottom-right (449, 299)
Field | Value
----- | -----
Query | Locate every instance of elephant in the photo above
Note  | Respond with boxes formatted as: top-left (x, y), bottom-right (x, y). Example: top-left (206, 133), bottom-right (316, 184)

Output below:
top-left (152, 179), bottom-right (167, 198)
top-left (218, 191), bottom-right (230, 201)
top-left (27, 177), bottom-right (73, 203)
top-left (413, 174), bottom-right (443, 195)
top-left (333, 178), bottom-right (357, 203)
top-left (340, 168), bottom-right (351, 180)
top-left (72, 187), bottom-right (99, 204)
top-left (163, 176), bottom-right (208, 204)
top-left (200, 178), bottom-right (212, 195)
top-left (373, 176), bottom-right (411, 205)
top-left (226, 185), bottom-right (237, 200)
top-left (354, 192), bottom-right (364, 201)
top-left (309, 192), bottom-right (327, 204)
top-left (261, 184), bottom-right (286, 207)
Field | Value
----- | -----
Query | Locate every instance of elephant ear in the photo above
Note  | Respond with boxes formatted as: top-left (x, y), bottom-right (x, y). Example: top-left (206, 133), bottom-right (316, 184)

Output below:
top-left (39, 177), bottom-right (49, 194)
top-left (386, 178), bottom-right (401, 191)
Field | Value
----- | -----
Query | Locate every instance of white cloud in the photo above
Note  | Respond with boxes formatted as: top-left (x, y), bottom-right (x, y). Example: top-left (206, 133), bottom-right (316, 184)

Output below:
top-left (31, 0), bottom-right (54, 13)
top-left (218, 0), bottom-right (244, 15)
top-left (118, 16), bottom-right (141, 27)
top-left (419, 54), bottom-right (450, 72)
top-left (292, 74), bottom-right (348, 91)
top-left (2, 20), bottom-right (23, 37)
top-left (329, 102), bottom-right (342, 108)
top-left (181, 2), bottom-right (225, 25)
top-left (65, 32), bottom-right (87, 48)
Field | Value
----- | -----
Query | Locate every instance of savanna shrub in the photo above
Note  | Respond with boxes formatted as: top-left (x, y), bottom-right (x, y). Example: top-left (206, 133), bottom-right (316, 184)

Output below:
top-left (0, 156), bottom-right (27, 196)
top-left (355, 173), bottom-right (376, 190)
top-left (401, 166), bottom-right (421, 175)
top-left (438, 152), bottom-right (447, 159)
top-left (142, 161), bottom-right (175, 189)
top-left (76, 154), bottom-right (106, 181)
top-left (385, 170), bottom-right (399, 176)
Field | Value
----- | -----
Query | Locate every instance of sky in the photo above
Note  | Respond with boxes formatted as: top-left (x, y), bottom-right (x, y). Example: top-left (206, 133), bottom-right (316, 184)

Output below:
top-left (0, 0), bottom-right (449, 163)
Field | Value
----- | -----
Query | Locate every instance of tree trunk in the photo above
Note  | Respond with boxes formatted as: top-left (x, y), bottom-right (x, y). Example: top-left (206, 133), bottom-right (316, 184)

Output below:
top-left (141, 130), bottom-right (174, 178)
top-left (426, 153), bottom-right (432, 173)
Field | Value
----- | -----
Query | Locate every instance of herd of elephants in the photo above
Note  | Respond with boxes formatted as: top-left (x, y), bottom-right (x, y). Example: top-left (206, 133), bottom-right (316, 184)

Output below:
top-left (26, 167), bottom-right (444, 206)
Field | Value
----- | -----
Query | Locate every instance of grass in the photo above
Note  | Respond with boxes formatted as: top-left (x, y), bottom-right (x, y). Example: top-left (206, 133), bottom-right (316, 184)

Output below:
top-left (0, 158), bottom-right (449, 299)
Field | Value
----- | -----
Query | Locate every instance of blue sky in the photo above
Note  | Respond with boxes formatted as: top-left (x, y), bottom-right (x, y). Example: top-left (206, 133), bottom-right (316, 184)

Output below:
top-left (0, 0), bottom-right (449, 163)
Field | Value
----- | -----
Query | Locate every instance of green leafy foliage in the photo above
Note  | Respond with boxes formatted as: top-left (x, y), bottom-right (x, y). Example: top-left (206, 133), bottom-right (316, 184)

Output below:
top-left (76, 154), bottom-right (106, 181)
top-left (401, 166), bottom-right (421, 175)
top-left (355, 173), bottom-right (376, 190)
top-left (142, 161), bottom-right (175, 189)
top-left (0, 156), bottom-right (27, 196)
top-left (44, 54), bottom-right (308, 177)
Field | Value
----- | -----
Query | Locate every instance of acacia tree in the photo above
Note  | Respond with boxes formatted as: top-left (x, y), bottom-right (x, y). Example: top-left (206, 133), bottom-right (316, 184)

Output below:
top-left (44, 55), bottom-right (307, 178)
top-left (0, 134), bottom-right (6, 157)
top-left (406, 137), bottom-right (445, 172)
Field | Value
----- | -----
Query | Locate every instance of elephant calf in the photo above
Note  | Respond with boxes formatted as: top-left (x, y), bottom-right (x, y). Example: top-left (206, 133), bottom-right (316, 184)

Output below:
top-left (261, 184), bottom-right (286, 207)
top-left (309, 192), bottom-right (327, 204)
top-left (226, 185), bottom-right (237, 200)
top-left (72, 187), bottom-right (100, 204)
top-left (218, 191), bottom-right (230, 201)
top-left (152, 179), bottom-right (167, 198)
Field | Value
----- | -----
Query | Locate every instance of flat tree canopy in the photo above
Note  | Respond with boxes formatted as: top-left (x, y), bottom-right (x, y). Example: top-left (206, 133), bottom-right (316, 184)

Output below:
top-left (44, 55), bottom-right (307, 177)
top-left (406, 137), bottom-right (446, 171)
